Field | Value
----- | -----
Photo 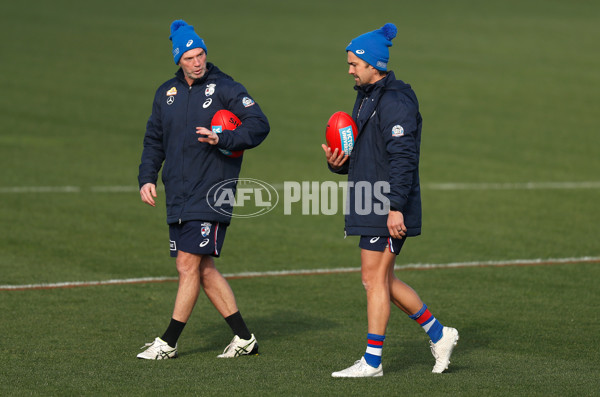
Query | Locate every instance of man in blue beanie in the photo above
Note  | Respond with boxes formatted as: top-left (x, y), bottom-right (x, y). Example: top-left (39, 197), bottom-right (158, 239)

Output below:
top-left (137, 20), bottom-right (269, 360)
top-left (323, 23), bottom-right (459, 377)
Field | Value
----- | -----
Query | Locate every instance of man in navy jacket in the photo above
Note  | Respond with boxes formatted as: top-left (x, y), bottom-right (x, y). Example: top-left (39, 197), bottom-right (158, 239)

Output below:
top-left (137, 20), bottom-right (269, 360)
top-left (323, 23), bottom-right (458, 377)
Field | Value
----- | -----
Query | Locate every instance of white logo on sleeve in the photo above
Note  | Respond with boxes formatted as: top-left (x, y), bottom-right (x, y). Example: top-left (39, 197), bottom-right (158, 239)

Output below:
top-left (242, 97), bottom-right (255, 107)
top-left (392, 125), bottom-right (405, 137)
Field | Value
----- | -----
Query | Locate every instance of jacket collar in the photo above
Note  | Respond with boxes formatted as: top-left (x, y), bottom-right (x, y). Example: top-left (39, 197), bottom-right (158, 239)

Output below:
top-left (352, 71), bottom-right (397, 133)
top-left (175, 62), bottom-right (215, 86)
top-left (354, 71), bottom-right (395, 95)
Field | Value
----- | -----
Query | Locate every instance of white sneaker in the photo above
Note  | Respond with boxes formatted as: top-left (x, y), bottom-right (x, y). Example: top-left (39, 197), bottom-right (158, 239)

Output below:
top-left (137, 337), bottom-right (178, 360)
top-left (217, 334), bottom-right (259, 358)
top-left (331, 357), bottom-right (383, 377)
top-left (430, 326), bottom-right (459, 373)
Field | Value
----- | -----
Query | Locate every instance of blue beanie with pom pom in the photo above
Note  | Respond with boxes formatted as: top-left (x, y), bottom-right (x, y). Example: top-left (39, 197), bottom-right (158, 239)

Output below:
top-left (169, 20), bottom-right (207, 65)
top-left (346, 23), bottom-right (397, 71)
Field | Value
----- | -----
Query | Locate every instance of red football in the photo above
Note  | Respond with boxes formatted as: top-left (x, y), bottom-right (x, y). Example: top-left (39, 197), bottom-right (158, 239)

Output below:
top-left (211, 109), bottom-right (244, 158)
top-left (325, 111), bottom-right (358, 156)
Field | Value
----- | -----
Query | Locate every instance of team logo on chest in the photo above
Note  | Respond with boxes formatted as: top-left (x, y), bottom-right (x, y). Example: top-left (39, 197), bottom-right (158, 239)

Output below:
top-left (166, 86), bottom-right (177, 105)
top-left (205, 84), bottom-right (216, 96)
top-left (201, 222), bottom-right (212, 237)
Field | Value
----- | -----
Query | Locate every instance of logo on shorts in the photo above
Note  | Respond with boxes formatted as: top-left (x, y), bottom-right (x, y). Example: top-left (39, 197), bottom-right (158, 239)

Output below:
top-left (170, 240), bottom-right (176, 251)
top-left (201, 222), bottom-right (212, 237)
top-left (199, 238), bottom-right (210, 247)
top-left (370, 237), bottom-right (380, 244)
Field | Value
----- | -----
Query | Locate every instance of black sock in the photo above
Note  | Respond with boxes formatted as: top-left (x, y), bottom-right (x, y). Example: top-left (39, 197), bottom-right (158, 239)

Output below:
top-left (161, 318), bottom-right (186, 348)
top-left (224, 311), bottom-right (252, 340)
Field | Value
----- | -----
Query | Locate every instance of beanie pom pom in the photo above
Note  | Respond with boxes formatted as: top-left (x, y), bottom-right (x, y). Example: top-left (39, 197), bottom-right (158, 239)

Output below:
top-left (381, 23), bottom-right (397, 41)
top-left (170, 20), bottom-right (189, 36)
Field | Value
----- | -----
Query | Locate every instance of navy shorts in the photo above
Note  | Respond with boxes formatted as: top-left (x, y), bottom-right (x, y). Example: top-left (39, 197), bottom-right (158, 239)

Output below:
top-left (169, 220), bottom-right (228, 258)
top-left (359, 236), bottom-right (406, 255)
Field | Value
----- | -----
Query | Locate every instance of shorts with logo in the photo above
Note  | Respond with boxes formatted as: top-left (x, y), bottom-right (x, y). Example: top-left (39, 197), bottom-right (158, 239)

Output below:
top-left (359, 235), bottom-right (406, 255)
top-left (169, 220), bottom-right (228, 258)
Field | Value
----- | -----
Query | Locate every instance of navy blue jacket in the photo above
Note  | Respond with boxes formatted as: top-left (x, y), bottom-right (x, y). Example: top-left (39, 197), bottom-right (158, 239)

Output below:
top-left (332, 71), bottom-right (422, 237)
top-left (138, 63), bottom-right (270, 224)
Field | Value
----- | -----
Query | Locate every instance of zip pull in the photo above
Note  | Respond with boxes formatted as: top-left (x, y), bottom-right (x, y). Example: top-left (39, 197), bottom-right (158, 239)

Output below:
top-left (357, 96), bottom-right (368, 118)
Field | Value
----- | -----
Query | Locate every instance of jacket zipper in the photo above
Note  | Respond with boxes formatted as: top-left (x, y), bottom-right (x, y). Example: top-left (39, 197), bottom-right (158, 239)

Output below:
top-left (179, 85), bottom-right (193, 224)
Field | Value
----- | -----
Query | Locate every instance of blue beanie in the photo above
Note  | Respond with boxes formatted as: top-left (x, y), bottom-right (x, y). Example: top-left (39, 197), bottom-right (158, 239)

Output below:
top-left (345, 23), bottom-right (397, 71)
top-left (169, 20), bottom-right (207, 65)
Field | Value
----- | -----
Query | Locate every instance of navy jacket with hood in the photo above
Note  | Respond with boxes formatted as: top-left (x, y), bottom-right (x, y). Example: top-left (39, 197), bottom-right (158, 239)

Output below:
top-left (138, 63), bottom-right (270, 225)
top-left (332, 71), bottom-right (422, 237)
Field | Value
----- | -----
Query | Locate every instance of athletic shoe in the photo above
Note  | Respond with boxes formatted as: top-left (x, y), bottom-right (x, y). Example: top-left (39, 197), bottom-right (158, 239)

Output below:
top-left (217, 334), bottom-right (259, 358)
top-left (137, 337), bottom-right (178, 360)
top-left (331, 357), bottom-right (383, 378)
top-left (430, 326), bottom-right (459, 373)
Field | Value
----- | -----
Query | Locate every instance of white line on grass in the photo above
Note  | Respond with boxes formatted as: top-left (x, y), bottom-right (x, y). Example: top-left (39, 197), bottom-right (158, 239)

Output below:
top-left (425, 181), bottom-right (600, 190)
top-left (1, 181), bottom-right (600, 194)
top-left (0, 186), bottom-right (82, 193)
top-left (1, 256), bottom-right (598, 291)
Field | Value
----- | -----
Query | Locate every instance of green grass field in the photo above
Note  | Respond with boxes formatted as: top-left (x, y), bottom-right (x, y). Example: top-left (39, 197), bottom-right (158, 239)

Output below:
top-left (1, 0), bottom-right (599, 395)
